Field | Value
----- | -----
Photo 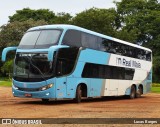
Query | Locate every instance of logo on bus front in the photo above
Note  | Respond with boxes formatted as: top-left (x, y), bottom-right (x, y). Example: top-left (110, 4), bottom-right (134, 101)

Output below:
top-left (116, 58), bottom-right (141, 68)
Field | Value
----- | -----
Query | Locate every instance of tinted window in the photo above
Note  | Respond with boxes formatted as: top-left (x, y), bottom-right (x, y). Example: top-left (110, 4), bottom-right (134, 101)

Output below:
top-left (13, 53), bottom-right (54, 82)
top-left (62, 30), bottom-right (82, 47)
top-left (19, 31), bottom-right (41, 47)
top-left (146, 51), bottom-right (151, 61)
top-left (97, 37), bottom-right (106, 51)
top-left (62, 30), bottom-right (151, 61)
top-left (125, 68), bottom-right (135, 80)
top-left (19, 29), bottom-right (62, 49)
top-left (81, 33), bottom-right (98, 49)
top-left (82, 63), bottom-right (135, 80)
top-left (56, 48), bottom-right (79, 76)
top-left (97, 38), bottom-right (151, 61)
top-left (35, 30), bottom-right (61, 48)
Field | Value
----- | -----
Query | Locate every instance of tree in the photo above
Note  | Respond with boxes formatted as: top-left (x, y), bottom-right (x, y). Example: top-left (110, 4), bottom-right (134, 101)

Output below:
top-left (0, 19), bottom-right (48, 47)
top-left (115, 0), bottom-right (160, 82)
top-left (1, 59), bottom-right (13, 79)
top-left (72, 8), bottom-right (119, 37)
top-left (9, 8), bottom-right (72, 24)
top-left (115, 28), bottom-right (139, 43)
top-left (153, 56), bottom-right (160, 82)
top-left (0, 19), bottom-right (48, 77)
top-left (9, 8), bottom-right (56, 23)
top-left (52, 12), bottom-right (72, 24)
top-left (115, 0), bottom-right (160, 47)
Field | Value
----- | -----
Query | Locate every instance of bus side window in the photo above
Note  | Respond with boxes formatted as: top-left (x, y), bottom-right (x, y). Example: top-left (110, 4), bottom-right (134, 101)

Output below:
top-left (146, 51), bottom-right (151, 61)
top-left (98, 38), bottom-right (106, 51)
top-left (56, 48), bottom-right (79, 76)
top-left (62, 30), bottom-right (82, 47)
top-left (105, 66), bottom-right (111, 79)
top-left (81, 33), bottom-right (98, 50)
top-left (109, 42), bottom-right (116, 54)
top-left (82, 63), bottom-right (91, 78)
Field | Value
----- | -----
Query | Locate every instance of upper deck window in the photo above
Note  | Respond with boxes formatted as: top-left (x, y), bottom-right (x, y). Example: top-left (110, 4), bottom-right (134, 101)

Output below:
top-left (62, 30), bottom-right (82, 47)
top-left (62, 29), bottom-right (151, 61)
top-left (18, 29), bottom-right (62, 49)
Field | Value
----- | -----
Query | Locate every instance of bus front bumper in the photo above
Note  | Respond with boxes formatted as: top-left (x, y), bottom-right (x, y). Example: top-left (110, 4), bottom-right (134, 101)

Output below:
top-left (12, 86), bottom-right (55, 99)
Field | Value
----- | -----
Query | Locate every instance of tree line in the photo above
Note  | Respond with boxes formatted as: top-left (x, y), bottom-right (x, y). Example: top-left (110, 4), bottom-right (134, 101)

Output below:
top-left (0, 0), bottom-right (160, 82)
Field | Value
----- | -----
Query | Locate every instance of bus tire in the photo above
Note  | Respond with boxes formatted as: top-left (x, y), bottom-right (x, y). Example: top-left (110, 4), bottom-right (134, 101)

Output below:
top-left (42, 99), bottom-right (49, 102)
top-left (130, 85), bottom-right (136, 99)
top-left (136, 85), bottom-right (143, 98)
top-left (75, 85), bottom-right (82, 103)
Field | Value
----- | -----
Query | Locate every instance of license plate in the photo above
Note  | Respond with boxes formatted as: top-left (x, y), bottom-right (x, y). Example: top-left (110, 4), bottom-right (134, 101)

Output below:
top-left (25, 93), bottom-right (32, 97)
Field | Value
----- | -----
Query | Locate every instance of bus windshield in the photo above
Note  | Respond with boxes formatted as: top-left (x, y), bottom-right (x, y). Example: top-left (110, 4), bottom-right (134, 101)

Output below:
top-left (13, 53), bottom-right (54, 82)
top-left (18, 29), bottom-right (62, 49)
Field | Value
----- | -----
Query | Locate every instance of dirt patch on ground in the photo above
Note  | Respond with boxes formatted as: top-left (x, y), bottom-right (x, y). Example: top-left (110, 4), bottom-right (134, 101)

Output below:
top-left (0, 86), bottom-right (160, 126)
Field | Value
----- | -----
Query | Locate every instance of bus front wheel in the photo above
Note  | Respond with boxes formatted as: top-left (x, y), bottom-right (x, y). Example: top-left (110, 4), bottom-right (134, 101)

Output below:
top-left (130, 85), bottom-right (136, 99)
top-left (75, 85), bottom-right (82, 103)
top-left (42, 99), bottom-right (49, 102)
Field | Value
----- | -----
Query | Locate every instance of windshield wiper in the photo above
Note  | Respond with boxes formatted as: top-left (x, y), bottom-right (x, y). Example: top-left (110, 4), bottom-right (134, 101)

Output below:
top-left (23, 56), bottom-right (48, 84)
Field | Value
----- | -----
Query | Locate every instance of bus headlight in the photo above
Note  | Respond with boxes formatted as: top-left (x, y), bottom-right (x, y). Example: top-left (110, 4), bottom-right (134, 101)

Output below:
top-left (12, 83), bottom-right (19, 90)
top-left (40, 84), bottom-right (53, 91)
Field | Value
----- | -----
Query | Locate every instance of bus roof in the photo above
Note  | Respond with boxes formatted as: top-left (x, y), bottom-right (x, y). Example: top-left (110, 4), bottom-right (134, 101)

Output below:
top-left (28, 24), bottom-right (152, 52)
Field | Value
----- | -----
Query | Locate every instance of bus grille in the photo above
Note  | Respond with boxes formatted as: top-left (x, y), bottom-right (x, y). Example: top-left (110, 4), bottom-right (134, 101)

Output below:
top-left (17, 87), bottom-right (40, 92)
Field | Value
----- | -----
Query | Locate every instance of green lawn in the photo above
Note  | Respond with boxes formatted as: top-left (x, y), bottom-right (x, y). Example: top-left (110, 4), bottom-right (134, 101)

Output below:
top-left (0, 80), bottom-right (160, 93)
top-left (151, 87), bottom-right (160, 93)
top-left (0, 80), bottom-right (12, 87)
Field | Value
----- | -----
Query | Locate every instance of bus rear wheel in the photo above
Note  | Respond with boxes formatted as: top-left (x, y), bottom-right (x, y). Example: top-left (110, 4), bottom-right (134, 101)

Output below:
top-left (136, 85), bottom-right (143, 98)
top-left (130, 85), bottom-right (136, 99)
top-left (75, 85), bottom-right (82, 103)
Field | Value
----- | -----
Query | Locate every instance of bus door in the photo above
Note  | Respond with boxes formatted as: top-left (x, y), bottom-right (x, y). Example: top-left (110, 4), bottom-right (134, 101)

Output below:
top-left (55, 60), bottom-right (67, 98)
top-left (56, 77), bottom-right (67, 98)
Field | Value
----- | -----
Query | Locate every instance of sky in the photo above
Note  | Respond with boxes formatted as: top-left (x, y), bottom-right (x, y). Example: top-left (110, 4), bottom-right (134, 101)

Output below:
top-left (0, 0), bottom-right (118, 26)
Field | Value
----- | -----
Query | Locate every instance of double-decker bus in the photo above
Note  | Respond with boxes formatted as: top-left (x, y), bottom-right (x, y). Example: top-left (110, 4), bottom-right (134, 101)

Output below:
top-left (2, 25), bottom-right (152, 103)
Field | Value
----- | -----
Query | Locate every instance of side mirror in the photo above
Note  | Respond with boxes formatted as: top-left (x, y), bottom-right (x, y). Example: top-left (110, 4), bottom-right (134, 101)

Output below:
top-left (48, 45), bottom-right (69, 61)
top-left (2, 47), bottom-right (17, 62)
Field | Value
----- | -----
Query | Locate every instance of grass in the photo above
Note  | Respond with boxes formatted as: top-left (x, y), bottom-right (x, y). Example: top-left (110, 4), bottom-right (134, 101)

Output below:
top-left (0, 80), bottom-right (12, 87)
top-left (0, 77), bottom-right (12, 87)
top-left (152, 83), bottom-right (160, 87)
top-left (0, 78), bottom-right (160, 93)
top-left (151, 87), bottom-right (160, 93)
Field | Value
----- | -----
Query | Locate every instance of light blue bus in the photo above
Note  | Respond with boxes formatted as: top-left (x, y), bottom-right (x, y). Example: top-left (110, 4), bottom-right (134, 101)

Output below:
top-left (2, 25), bottom-right (152, 103)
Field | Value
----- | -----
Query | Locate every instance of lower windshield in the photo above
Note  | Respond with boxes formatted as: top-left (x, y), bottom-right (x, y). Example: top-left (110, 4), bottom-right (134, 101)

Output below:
top-left (13, 53), bottom-right (54, 82)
